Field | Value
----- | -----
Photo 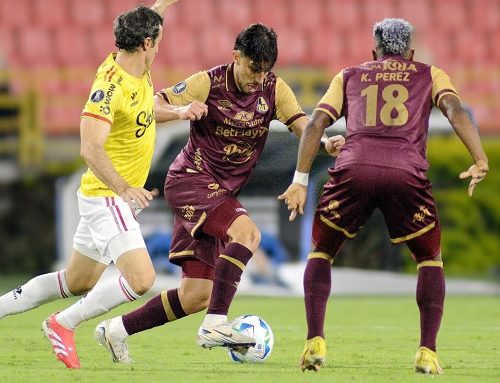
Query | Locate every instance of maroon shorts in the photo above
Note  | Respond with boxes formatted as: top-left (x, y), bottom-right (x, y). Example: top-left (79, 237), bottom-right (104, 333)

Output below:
top-left (164, 173), bottom-right (248, 269)
top-left (312, 165), bottom-right (440, 260)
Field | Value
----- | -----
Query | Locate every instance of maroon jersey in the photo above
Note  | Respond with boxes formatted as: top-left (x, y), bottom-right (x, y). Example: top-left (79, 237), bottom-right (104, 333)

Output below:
top-left (159, 63), bottom-right (305, 191)
top-left (316, 55), bottom-right (459, 171)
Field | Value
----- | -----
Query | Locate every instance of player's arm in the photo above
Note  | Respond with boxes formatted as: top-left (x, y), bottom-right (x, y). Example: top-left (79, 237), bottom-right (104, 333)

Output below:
top-left (155, 71), bottom-right (210, 123)
top-left (289, 117), bottom-right (344, 157)
top-left (80, 118), bottom-right (156, 208)
top-left (278, 110), bottom-right (332, 220)
top-left (150, 0), bottom-right (179, 17)
top-left (154, 95), bottom-right (207, 122)
top-left (439, 94), bottom-right (489, 196)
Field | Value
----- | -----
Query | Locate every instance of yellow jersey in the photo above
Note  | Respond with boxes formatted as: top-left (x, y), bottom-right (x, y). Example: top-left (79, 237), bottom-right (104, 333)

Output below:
top-left (80, 53), bottom-right (156, 197)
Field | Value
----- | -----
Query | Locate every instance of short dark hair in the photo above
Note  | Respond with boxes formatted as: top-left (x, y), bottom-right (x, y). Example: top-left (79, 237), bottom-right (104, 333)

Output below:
top-left (114, 5), bottom-right (163, 52)
top-left (234, 23), bottom-right (278, 72)
top-left (373, 18), bottom-right (414, 56)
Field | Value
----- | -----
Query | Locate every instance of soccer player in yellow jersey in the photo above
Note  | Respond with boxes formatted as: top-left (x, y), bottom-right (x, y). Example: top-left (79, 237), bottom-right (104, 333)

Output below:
top-left (280, 18), bottom-right (489, 373)
top-left (0, 0), bottom-right (205, 369)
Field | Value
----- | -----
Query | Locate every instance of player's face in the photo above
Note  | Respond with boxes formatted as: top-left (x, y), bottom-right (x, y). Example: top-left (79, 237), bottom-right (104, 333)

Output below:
top-left (233, 51), bottom-right (271, 94)
top-left (145, 26), bottom-right (163, 70)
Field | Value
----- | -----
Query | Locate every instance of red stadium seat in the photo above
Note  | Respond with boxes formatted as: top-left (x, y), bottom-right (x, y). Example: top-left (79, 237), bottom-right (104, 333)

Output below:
top-left (289, 0), bottom-right (324, 32)
top-left (395, 0), bottom-right (432, 30)
top-left (18, 28), bottom-right (55, 68)
top-left (274, 27), bottom-right (307, 66)
top-left (178, 0), bottom-right (216, 33)
top-left (157, 27), bottom-right (199, 71)
top-left (33, 0), bottom-right (69, 27)
top-left (325, 0), bottom-right (363, 31)
top-left (69, 0), bottom-right (106, 27)
top-left (54, 27), bottom-right (93, 67)
top-left (0, 0), bottom-right (31, 27)
top-left (197, 24), bottom-right (235, 68)
top-left (88, 25), bottom-right (117, 64)
top-left (106, 0), bottom-right (143, 18)
top-left (432, 0), bottom-right (468, 32)
top-left (217, 0), bottom-right (253, 33)
top-left (253, 0), bottom-right (289, 30)
top-left (363, 0), bottom-right (399, 26)
top-left (469, 0), bottom-right (500, 32)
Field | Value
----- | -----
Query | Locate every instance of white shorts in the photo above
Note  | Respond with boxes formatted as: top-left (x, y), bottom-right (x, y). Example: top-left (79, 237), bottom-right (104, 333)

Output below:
top-left (72, 190), bottom-right (146, 265)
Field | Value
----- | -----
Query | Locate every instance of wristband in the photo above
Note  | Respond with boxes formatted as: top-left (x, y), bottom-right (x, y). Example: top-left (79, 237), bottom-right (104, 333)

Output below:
top-left (293, 170), bottom-right (309, 186)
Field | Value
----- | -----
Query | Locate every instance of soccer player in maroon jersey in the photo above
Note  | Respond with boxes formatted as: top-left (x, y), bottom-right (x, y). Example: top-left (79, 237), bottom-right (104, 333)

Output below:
top-left (279, 18), bottom-right (489, 374)
top-left (95, 23), bottom-right (344, 362)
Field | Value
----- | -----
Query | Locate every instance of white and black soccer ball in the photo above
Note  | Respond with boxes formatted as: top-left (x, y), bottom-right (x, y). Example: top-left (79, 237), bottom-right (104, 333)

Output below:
top-left (228, 315), bottom-right (274, 363)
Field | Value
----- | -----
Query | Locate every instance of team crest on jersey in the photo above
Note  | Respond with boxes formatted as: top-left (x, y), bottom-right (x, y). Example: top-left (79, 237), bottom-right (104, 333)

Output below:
top-left (172, 81), bottom-right (187, 94)
top-left (90, 90), bottom-right (105, 103)
top-left (412, 205), bottom-right (432, 223)
top-left (257, 97), bottom-right (269, 113)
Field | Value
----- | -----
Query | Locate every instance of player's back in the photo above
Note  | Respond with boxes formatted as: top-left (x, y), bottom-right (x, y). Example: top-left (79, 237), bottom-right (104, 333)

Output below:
top-left (337, 56), bottom-right (436, 171)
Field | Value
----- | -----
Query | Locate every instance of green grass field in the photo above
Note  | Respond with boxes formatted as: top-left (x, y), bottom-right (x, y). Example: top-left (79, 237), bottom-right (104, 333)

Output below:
top-left (0, 294), bottom-right (499, 383)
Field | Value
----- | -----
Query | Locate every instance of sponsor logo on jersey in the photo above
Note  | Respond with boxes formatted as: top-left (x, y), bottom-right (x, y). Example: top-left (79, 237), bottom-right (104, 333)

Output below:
top-left (217, 99), bottom-right (232, 111)
top-left (325, 200), bottom-right (341, 220)
top-left (215, 125), bottom-right (268, 139)
top-left (233, 111), bottom-right (254, 122)
top-left (90, 90), bottom-right (105, 103)
top-left (208, 183), bottom-right (220, 190)
top-left (257, 97), bottom-right (269, 113)
top-left (194, 148), bottom-right (203, 171)
top-left (135, 109), bottom-right (154, 138)
top-left (207, 183), bottom-right (227, 199)
top-left (181, 205), bottom-right (196, 221)
top-left (235, 207), bottom-right (247, 213)
top-left (222, 141), bottom-right (255, 164)
top-left (413, 205), bottom-right (432, 223)
top-left (99, 83), bottom-right (116, 115)
top-left (172, 81), bottom-right (187, 94)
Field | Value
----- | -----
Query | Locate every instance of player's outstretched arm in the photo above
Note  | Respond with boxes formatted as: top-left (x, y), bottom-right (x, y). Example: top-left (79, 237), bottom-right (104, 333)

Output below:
top-left (278, 110), bottom-right (331, 220)
top-left (154, 95), bottom-right (207, 123)
top-left (150, 0), bottom-right (179, 17)
top-left (439, 94), bottom-right (489, 196)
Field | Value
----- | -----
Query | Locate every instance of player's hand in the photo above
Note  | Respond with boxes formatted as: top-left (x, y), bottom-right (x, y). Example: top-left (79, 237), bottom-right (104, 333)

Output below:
top-left (278, 183), bottom-right (308, 221)
top-left (459, 159), bottom-right (488, 197)
top-left (325, 135), bottom-right (345, 157)
top-left (120, 187), bottom-right (159, 209)
top-left (174, 101), bottom-right (208, 121)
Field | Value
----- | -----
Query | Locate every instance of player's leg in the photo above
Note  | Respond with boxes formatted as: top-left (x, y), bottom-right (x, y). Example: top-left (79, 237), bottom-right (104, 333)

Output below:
top-left (41, 248), bottom-right (107, 369)
top-left (407, 227), bottom-right (444, 375)
top-left (380, 168), bottom-right (444, 374)
top-left (301, 166), bottom-right (375, 372)
top-left (0, 218), bottom-right (108, 320)
top-left (95, 260), bottom-right (213, 363)
top-left (197, 203), bottom-right (260, 348)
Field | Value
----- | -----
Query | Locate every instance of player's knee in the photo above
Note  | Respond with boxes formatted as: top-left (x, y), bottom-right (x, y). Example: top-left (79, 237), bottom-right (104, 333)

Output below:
top-left (126, 270), bottom-right (156, 296)
top-left (234, 226), bottom-right (261, 253)
top-left (179, 285), bottom-right (211, 313)
top-left (65, 274), bottom-right (96, 295)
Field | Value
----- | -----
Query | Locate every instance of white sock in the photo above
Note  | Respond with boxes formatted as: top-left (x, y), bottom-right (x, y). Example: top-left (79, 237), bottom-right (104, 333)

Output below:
top-left (0, 271), bottom-right (73, 319)
top-left (202, 314), bottom-right (227, 328)
top-left (57, 275), bottom-right (140, 330)
top-left (109, 316), bottom-right (129, 340)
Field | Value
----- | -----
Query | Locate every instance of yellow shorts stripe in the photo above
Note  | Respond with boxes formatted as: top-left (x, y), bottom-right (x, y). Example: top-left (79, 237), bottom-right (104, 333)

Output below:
top-left (219, 254), bottom-right (245, 271)
top-left (320, 215), bottom-right (356, 239)
top-left (390, 222), bottom-right (436, 244)
top-left (307, 252), bottom-right (333, 264)
top-left (191, 212), bottom-right (207, 237)
top-left (160, 290), bottom-right (177, 322)
top-left (417, 260), bottom-right (443, 270)
top-left (169, 250), bottom-right (194, 258)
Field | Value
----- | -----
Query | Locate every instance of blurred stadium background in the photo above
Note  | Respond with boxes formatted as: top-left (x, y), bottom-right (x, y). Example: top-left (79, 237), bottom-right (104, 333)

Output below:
top-left (0, 0), bottom-right (499, 292)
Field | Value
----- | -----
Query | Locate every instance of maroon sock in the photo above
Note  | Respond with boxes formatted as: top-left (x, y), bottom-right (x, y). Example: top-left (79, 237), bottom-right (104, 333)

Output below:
top-left (122, 289), bottom-right (187, 336)
top-left (416, 265), bottom-right (445, 351)
top-left (207, 242), bottom-right (253, 315)
top-left (304, 257), bottom-right (332, 339)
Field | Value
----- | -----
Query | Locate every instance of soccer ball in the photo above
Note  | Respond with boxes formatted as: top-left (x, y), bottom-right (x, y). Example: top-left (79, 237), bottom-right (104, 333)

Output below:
top-left (228, 315), bottom-right (274, 363)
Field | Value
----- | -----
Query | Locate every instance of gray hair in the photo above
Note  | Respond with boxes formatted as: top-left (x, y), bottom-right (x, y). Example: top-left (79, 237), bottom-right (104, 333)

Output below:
top-left (373, 18), bottom-right (414, 55)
